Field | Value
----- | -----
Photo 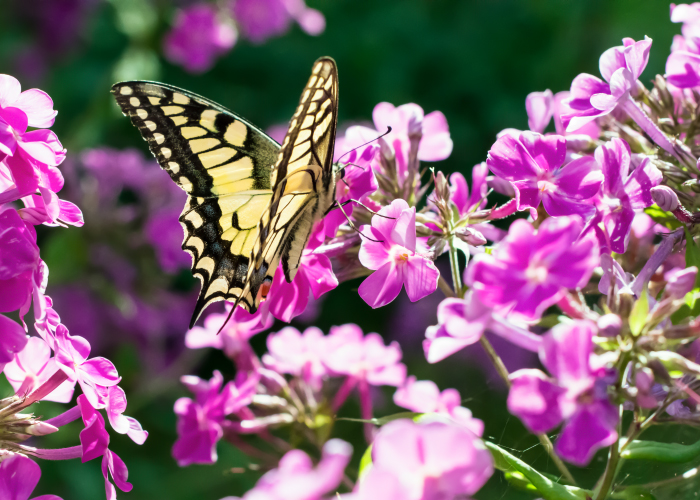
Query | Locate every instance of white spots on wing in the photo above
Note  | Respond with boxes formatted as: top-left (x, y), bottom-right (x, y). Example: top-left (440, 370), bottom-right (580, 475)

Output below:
top-left (196, 256), bottom-right (215, 275)
top-left (173, 93), bottom-right (190, 105)
top-left (181, 126), bottom-right (207, 139)
top-left (205, 277), bottom-right (229, 298)
top-left (224, 120), bottom-right (247, 148)
top-left (161, 147), bottom-right (172, 159)
top-left (136, 108), bottom-right (147, 120)
top-left (153, 133), bottom-right (165, 144)
top-left (179, 176), bottom-right (193, 192)
top-left (148, 96), bottom-right (161, 105)
top-left (119, 86), bottom-right (133, 95)
top-left (168, 161), bottom-right (180, 174)
top-left (162, 105), bottom-right (185, 116)
top-left (185, 210), bottom-right (204, 228)
top-left (144, 120), bottom-right (156, 131)
top-left (129, 97), bottom-right (140, 106)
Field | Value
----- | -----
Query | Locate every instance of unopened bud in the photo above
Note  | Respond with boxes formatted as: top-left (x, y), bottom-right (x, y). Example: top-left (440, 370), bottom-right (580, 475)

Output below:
top-left (23, 421), bottom-right (58, 436)
top-left (634, 367), bottom-right (658, 409)
top-left (456, 227), bottom-right (487, 246)
top-left (650, 186), bottom-right (679, 212)
top-left (665, 266), bottom-right (698, 298)
top-left (432, 170), bottom-right (450, 202)
top-left (597, 314), bottom-right (622, 337)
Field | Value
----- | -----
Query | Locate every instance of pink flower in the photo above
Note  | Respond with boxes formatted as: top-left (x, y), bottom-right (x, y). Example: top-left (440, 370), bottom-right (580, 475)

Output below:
top-left (263, 326), bottom-right (330, 390)
top-left (590, 138), bottom-right (662, 254)
top-left (338, 102), bottom-right (452, 180)
top-left (4, 336), bottom-right (75, 402)
top-left (233, 439), bottom-right (351, 500)
top-left (323, 145), bottom-right (378, 238)
top-left (348, 420), bottom-right (493, 500)
top-left (526, 90), bottom-right (554, 133)
top-left (145, 208), bottom-right (190, 272)
top-left (466, 216), bottom-right (599, 321)
top-left (358, 199), bottom-right (439, 308)
top-left (324, 324), bottom-right (406, 427)
top-left (232, 0), bottom-right (325, 44)
top-left (562, 37), bottom-right (652, 132)
top-left (54, 325), bottom-right (121, 408)
top-left (393, 377), bottom-right (484, 436)
top-left (19, 189), bottom-right (83, 228)
top-left (172, 371), bottom-right (257, 466)
top-left (163, 4), bottom-right (237, 74)
top-left (0, 454), bottom-right (63, 500)
top-left (266, 227), bottom-right (338, 322)
top-left (186, 304), bottom-right (273, 369)
top-left (0, 208), bottom-right (40, 314)
top-left (508, 321), bottom-right (618, 466)
top-left (486, 131), bottom-right (603, 218)
top-left (105, 386), bottom-right (148, 445)
top-left (423, 292), bottom-right (490, 363)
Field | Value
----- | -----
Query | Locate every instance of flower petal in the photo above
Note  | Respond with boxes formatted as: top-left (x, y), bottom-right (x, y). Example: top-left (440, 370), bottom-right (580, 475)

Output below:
top-left (358, 262), bottom-right (403, 308)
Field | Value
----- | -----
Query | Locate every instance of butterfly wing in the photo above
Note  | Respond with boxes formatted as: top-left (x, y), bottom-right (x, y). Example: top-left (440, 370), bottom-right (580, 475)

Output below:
top-left (111, 81), bottom-right (279, 327)
top-left (237, 57), bottom-right (339, 312)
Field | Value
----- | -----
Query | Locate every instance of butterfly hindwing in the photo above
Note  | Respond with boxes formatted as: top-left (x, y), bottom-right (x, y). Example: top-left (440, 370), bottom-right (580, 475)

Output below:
top-left (239, 57), bottom-right (339, 311)
top-left (111, 81), bottom-right (280, 326)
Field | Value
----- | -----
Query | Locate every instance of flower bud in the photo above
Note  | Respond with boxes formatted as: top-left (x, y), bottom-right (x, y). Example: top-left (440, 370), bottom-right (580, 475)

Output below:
top-left (456, 227), bottom-right (487, 246)
top-left (597, 314), bottom-right (622, 337)
top-left (650, 186), bottom-right (679, 212)
top-left (664, 266), bottom-right (697, 299)
top-left (635, 367), bottom-right (658, 409)
top-left (432, 170), bottom-right (450, 203)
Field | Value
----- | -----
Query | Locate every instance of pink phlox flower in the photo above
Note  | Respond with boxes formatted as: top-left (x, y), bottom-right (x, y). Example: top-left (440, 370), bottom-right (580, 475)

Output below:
top-left (598, 253), bottom-right (635, 296)
top-left (78, 394), bottom-right (110, 462)
top-left (266, 223), bottom-right (338, 322)
top-left (665, 266), bottom-right (698, 298)
top-left (466, 216), bottom-right (599, 321)
top-left (102, 450), bottom-right (133, 500)
top-left (486, 131), bottom-right (603, 218)
top-left (589, 138), bottom-right (662, 254)
top-left (667, 3), bottom-right (700, 86)
top-left (233, 439), bottom-right (351, 500)
top-left (262, 326), bottom-right (331, 390)
top-left (323, 145), bottom-right (378, 238)
top-left (393, 376), bottom-right (484, 436)
top-left (324, 324), bottom-right (406, 387)
top-left (563, 37), bottom-right (652, 132)
top-left (19, 187), bottom-right (83, 227)
top-left (0, 208), bottom-right (41, 314)
top-left (4, 336), bottom-right (75, 402)
top-left (233, 0), bottom-right (325, 44)
top-left (0, 454), bottom-right (63, 500)
top-left (349, 420), bottom-right (493, 500)
top-left (105, 386), bottom-right (148, 445)
top-left (338, 102), bottom-right (452, 180)
top-left (186, 303), bottom-right (273, 366)
top-left (358, 199), bottom-right (439, 308)
top-left (0, 315), bottom-right (28, 375)
top-left (526, 89), bottom-right (554, 134)
top-left (54, 324), bottom-right (121, 409)
top-left (163, 4), bottom-right (237, 74)
top-left (423, 292), bottom-right (490, 364)
top-left (172, 370), bottom-right (257, 466)
top-left (507, 321), bottom-right (618, 466)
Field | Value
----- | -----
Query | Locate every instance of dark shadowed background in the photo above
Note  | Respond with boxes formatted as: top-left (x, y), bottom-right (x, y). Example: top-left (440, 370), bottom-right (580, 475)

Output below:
top-left (2, 1), bottom-right (693, 498)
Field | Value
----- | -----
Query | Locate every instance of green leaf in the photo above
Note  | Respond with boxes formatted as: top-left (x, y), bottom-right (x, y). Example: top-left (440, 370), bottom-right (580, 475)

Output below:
top-left (611, 486), bottom-right (657, 499)
top-left (358, 444), bottom-right (373, 480)
top-left (621, 439), bottom-right (700, 463)
top-left (485, 442), bottom-right (592, 500)
top-left (644, 206), bottom-right (681, 230)
top-left (629, 288), bottom-right (649, 337)
top-left (336, 412), bottom-right (422, 426)
top-left (670, 289), bottom-right (700, 324)
top-left (685, 227), bottom-right (700, 289)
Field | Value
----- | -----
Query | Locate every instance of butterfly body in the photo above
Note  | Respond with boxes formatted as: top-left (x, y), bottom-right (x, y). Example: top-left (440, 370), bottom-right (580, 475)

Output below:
top-left (111, 57), bottom-right (339, 327)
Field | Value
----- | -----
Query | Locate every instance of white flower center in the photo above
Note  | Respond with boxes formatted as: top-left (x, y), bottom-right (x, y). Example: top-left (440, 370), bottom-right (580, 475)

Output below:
top-left (525, 261), bottom-right (549, 284)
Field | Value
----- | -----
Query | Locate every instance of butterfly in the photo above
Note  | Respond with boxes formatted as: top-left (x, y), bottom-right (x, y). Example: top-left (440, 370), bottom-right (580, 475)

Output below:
top-left (111, 57), bottom-right (339, 328)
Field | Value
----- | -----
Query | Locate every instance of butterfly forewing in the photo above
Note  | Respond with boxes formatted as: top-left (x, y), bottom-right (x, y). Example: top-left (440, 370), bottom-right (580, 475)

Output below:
top-left (111, 81), bottom-right (279, 326)
top-left (239, 57), bottom-right (339, 311)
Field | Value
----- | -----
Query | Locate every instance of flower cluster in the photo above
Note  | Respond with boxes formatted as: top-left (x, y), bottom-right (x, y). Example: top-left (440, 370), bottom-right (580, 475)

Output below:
top-left (0, 75), bottom-right (146, 498)
top-left (176, 6), bottom-right (700, 499)
top-left (164, 0), bottom-right (325, 73)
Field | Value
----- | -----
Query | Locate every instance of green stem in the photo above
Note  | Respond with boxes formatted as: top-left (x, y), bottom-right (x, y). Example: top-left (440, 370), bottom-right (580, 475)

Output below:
top-left (446, 241), bottom-right (577, 486)
top-left (594, 436), bottom-right (620, 500)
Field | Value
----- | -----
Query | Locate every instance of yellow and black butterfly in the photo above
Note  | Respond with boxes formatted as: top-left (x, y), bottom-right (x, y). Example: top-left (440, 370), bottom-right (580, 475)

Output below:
top-left (111, 57), bottom-right (339, 328)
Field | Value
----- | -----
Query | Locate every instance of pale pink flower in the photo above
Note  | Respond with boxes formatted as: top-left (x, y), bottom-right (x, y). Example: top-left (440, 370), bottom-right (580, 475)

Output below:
top-left (358, 199), bottom-right (439, 308)
top-left (0, 454), bottom-right (63, 500)
top-left (262, 326), bottom-right (330, 390)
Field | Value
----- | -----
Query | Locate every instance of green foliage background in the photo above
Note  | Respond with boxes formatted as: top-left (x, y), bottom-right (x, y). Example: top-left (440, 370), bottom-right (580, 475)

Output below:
top-left (3, 1), bottom-right (698, 498)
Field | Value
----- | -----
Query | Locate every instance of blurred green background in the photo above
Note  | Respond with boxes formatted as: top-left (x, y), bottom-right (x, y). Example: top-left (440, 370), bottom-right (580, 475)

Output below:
top-left (4, 0), bottom-right (699, 498)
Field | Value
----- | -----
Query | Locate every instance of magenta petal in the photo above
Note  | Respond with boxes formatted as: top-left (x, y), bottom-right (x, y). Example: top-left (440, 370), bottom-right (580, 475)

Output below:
top-left (507, 369), bottom-right (565, 433)
top-left (57, 200), bottom-right (84, 227)
top-left (623, 157), bottom-right (662, 209)
top-left (624, 36), bottom-right (652, 81)
top-left (596, 138), bottom-right (630, 196)
top-left (419, 110), bottom-right (453, 161)
top-left (0, 454), bottom-right (41, 500)
top-left (542, 194), bottom-right (596, 218)
top-left (302, 253), bottom-right (338, 300)
top-left (510, 180), bottom-right (542, 211)
top-left (372, 199), bottom-right (409, 240)
top-left (555, 156), bottom-right (603, 199)
top-left (555, 402), bottom-right (618, 466)
top-left (0, 315), bottom-right (28, 367)
top-left (102, 450), bottom-right (132, 494)
top-left (17, 140), bottom-right (57, 166)
top-left (0, 107), bottom-right (29, 134)
top-left (599, 46), bottom-right (627, 83)
top-left (390, 207), bottom-right (417, 251)
top-left (81, 357), bottom-right (121, 386)
top-left (604, 208), bottom-right (635, 254)
top-left (525, 90), bottom-right (554, 133)
top-left (424, 327), bottom-right (480, 363)
top-left (403, 255), bottom-right (439, 302)
top-left (486, 133), bottom-right (541, 181)
top-left (666, 50), bottom-right (700, 88)
top-left (0, 75), bottom-right (22, 107)
top-left (78, 396), bottom-right (110, 462)
top-left (14, 89), bottom-right (57, 128)
top-left (358, 262), bottom-right (403, 308)
top-left (540, 321), bottom-right (594, 385)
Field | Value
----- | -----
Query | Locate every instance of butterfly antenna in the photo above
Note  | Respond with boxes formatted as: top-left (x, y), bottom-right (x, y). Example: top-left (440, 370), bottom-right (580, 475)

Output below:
top-left (216, 302), bottom-right (238, 335)
top-left (335, 200), bottom-right (383, 243)
top-left (336, 126), bottom-right (392, 165)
